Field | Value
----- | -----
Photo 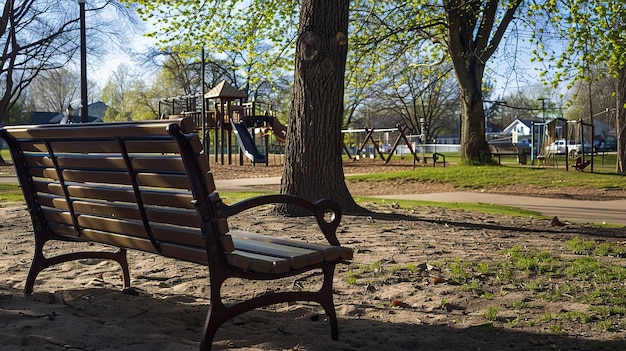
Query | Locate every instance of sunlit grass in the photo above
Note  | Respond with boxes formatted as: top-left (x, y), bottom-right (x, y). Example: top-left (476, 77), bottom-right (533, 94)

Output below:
top-left (0, 183), bottom-right (24, 206)
top-left (347, 163), bottom-right (626, 191)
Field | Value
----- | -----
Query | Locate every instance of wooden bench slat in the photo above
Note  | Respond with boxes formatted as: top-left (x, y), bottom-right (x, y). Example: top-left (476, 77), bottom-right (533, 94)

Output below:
top-left (131, 154), bottom-right (208, 173)
top-left (146, 207), bottom-right (200, 227)
top-left (141, 191), bottom-right (196, 209)
top-left (231, 237), bottom-right (322, 269)
top-left (34, 155), bottom-right (198, 173)
top-left (57, 170), bottom-right (191, 190)
top-left (63, 170), bottom-right (133, 185)
top-left (5, 118), bottom-right (195, 139)
top-left (229, 231), bottom-right (343, 261)
top-left (33, 181), bottom-right (197, 208)
top-left (77, 215), bottom-right (148, 238)
top-left (136, 173), bottom-right (190, 189)
top-left (48, 222), bottom-right (79, 237)
top-left (45, 206), bottom-right (213, 252)
top-left (70, 200), bottom-right (141, 220)
top-left (18, 139), bottom-right (185, 154)
top-left (42, 208), bottom-right (72, 225)
top-left (79, 228), bottom-right (161, 255)
top-left (226, 250), bottom-right (291, 274)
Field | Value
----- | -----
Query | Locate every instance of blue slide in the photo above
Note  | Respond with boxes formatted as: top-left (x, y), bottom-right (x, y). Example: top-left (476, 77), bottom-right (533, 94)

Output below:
top-left (230, 119), bottom-right (267, 164)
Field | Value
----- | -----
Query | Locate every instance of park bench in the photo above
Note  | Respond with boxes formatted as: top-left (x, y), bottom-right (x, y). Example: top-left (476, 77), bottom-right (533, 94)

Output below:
top-left (488, 143), bottom-right (528, 165)
top-left (0, 118), bottom-right (353, 350)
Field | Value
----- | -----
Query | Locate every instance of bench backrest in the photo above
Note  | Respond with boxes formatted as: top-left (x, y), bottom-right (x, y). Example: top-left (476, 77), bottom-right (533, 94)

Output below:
top-left (0, 118), bottom-right (234, 265)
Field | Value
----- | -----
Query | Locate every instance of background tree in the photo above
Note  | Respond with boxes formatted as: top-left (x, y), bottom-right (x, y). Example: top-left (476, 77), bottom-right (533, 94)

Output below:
top-left (25, 68), bottom-right (100, 114)
top-left (1, 0), bottom-right (78, 125)
top-left (128, 0), bottom-right (298, 96)
top-left (531, 1), bottom-right (626, 171)
top-left (1, 0), bottom-right (137, 125)
top-left (373, 57), bottom-right (459, 141)
top-left (494, 85), bottom-right (560, 126)
top-left (350, 0), bottom-right (523, 164)
top-left (101, 64), bottom-right (146, 121)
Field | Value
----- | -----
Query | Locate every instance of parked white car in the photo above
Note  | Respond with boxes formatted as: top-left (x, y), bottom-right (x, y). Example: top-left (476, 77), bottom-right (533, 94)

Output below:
top-left (546, 140), bottom-right (592, 154)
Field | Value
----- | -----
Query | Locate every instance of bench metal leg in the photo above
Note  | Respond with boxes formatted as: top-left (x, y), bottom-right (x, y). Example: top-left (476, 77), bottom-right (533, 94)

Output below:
top-left (25, 238), bottom-right (131, 295)
top-left (200, 264), bottom-right (340, 350)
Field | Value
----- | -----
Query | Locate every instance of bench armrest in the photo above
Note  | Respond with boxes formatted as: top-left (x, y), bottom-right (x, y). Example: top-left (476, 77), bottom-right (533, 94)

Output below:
top-left (214, 194), bottom-right (342, 246)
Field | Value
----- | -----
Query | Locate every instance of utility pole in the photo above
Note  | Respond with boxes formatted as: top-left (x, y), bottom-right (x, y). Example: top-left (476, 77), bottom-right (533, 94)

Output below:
top-left (78, 0), bottom-right (88, 123)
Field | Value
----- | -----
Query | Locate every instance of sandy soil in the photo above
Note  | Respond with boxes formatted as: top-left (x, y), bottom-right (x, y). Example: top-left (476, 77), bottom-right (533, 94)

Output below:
top-left (1, 160), bottom-right (626, 350)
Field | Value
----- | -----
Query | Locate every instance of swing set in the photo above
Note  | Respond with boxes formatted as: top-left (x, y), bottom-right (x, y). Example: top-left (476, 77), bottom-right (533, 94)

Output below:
top-left (342, 125), bottom-right (425, 167)
top-left (532, 118), bottom-right (594, 171)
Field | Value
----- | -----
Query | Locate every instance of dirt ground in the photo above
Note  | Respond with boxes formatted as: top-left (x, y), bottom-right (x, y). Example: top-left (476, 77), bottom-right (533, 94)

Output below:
top-left (1, 160), bottom-right (626, 350)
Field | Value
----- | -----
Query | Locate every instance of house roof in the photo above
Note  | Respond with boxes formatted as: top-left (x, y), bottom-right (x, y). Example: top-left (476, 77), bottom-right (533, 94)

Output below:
top-left (502, 118), bottom-right (543, 134)
top-left (28, 112), bottom-right (64, 124)
top-left (205, 81), bottom-right (247, 100)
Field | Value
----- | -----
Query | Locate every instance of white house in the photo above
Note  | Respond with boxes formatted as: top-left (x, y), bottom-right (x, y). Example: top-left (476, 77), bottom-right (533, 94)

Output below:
top-left (500, 118), bottom-right (542, 145)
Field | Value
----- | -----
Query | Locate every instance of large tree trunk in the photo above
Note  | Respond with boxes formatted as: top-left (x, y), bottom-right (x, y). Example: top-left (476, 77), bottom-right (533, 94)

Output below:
top-left (615, 67), bottom-right (626, 173)
top-left (458, 67), bottom-right (491, 164)
top-left (279, 0), bottom-right (360, 215)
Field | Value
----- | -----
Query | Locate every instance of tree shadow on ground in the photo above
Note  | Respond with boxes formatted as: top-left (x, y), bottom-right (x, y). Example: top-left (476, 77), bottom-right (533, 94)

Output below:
top-left (359, 207), bottom-right (626, 240)
top-left (2, 286), bottom-right (624, 351)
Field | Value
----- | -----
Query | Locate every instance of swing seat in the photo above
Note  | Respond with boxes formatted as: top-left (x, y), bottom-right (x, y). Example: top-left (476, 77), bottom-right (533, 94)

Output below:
top-left (574, 157), bottom-right (591, 171)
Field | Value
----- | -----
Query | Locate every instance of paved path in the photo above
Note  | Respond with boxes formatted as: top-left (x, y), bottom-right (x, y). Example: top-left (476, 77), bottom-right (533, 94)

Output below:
top-left (214, 177), bottom-right (625, 226)
top-left (3, 175), bottom-right (623, 226)
top-left (373, 192), bottom-right (626, 226)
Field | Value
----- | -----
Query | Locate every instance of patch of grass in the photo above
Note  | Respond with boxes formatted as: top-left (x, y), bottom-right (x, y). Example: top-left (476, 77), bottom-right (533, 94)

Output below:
top-left (346, 260), bottom-right (388, 285)
top-left (589, 306), bottom-right (626, 317)
top-left (565, 237), bottom-right (597, 253)
top-left (448, 258), bottom-right (473, 283)
top-left (475, 262), bottom-right (492, 275)
top-left (561, 311), bottom-right (593, 323)
top-left (549, 324), bottom-right (565, 333)
top-left (0, 183), bottom-right (24, 206)
top-left (459, 280), bottom-right (483, 294)
top-left (346, 270), bottom-right (360, 285)
top-left (539, 312), bottom-right (558, 323)
top-left (405, 262), bottom-right (418, 273)
top-left (484, 306), bottom-right (500, 321)
top-left (597, 320), bottom-right (615, 332)
top-left (440, 298), bottom-right (450, 309)
top-left (447, 242), bottom-right (626, 337)
top-left (563, 237), bottom-right (626, 257)
top-left (511, 300), bottom-right (530, 310)
top-left (503, 246), bottom-right (558, 275)
top-left (359, 261), bottom-right (385, 277)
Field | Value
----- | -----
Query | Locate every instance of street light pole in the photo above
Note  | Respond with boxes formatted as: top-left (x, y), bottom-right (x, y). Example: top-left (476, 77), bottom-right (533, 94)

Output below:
top-left (78, 0), bottom-right (88, 123)
top-left (537, 98), bottom-right (546, 122)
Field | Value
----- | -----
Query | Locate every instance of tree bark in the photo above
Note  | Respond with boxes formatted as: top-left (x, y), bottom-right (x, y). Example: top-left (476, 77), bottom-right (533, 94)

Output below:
top-left (616, 67), bottom-right (626, 173)
top-left (279, 0), bottom-right (360, 215)
top-left (456, 64), bottom-right (491, 164)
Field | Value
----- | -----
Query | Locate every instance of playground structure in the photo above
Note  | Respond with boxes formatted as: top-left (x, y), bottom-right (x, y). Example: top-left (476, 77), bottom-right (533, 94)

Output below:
top-left (531, 118), bottom-right (594, 171)
top-left (341, 125), bottom-right (442, 167)
top-left (158, 81), bottom-right (287, 166)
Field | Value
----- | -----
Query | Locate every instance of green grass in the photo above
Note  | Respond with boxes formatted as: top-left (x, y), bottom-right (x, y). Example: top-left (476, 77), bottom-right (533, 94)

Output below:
top-left (0, 183), bottom-right (25, 206)
top-left (347, 163), bottom-right (626, 191)
top-left (424, 241), bottom-right (626, 335)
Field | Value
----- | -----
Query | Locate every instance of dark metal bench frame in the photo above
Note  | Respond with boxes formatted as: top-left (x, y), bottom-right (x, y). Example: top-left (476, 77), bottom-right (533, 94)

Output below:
top-left (0, 118), bottom-right (352, 350)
